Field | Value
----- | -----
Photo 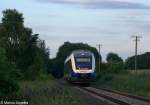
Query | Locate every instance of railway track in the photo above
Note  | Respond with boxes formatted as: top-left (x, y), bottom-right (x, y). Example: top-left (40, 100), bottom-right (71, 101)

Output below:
top-left (99, 88), bottom-right (150, 103)
top-left (76, 86), bottom-right (150, 105)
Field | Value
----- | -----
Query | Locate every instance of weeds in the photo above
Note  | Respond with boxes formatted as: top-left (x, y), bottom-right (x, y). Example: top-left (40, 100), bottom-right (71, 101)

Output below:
top-left (95, 72), bottom-right (150, 97)
top-left (19, 80), bottom-right (88, 105)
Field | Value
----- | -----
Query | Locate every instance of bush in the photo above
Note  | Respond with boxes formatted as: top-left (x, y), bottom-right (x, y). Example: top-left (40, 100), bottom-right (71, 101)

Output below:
top-left (104, 74), bottom-right (114, 81)
top-left (0, 75), bottom-right (19, 97)
top-left (96, 73), bottom-right (102, 80)
top-left (0, 47), bottom-right (19, 98)
top-left (107, 63), bottom-right (124, 74)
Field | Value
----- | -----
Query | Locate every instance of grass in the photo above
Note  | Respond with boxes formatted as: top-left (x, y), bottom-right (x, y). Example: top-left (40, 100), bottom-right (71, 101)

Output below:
top-left (95, 72), bottom-right (150, 98)
top-left (18, 79), bottom-right (89, 105)
top-left (128, 70), bottom-right (150, 74)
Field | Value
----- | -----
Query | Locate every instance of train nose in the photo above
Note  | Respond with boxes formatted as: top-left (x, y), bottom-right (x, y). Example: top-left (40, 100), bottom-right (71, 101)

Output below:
top-left (71, 72), bottom-right (79, 77)
top-left (71, 72), bottom-right (96, 79)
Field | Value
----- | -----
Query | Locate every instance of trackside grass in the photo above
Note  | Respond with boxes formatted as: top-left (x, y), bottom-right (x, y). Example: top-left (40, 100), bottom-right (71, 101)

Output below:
top-left (95, 72), bottom-right (150, 98)
top-left (18, 80), bottom-right (89, 105)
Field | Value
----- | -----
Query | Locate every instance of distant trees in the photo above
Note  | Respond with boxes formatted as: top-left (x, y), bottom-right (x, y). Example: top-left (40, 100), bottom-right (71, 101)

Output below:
top-left (106, 53), bottom-right (123, 64)
top-left (104, 52), bottom-right (150, 71)
top-left (125, 52), bottom-right (150, 69)
top-left (51, 42), bottom-right (100, 78)
top-left (103, 53), bottom-right (124, 74)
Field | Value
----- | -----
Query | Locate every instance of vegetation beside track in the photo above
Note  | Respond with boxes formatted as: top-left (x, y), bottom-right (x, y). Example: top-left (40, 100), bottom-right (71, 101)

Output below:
top-left (18, 79), bottom-right (90, 105)
top-left (95, 71), bottom-right (150, 98)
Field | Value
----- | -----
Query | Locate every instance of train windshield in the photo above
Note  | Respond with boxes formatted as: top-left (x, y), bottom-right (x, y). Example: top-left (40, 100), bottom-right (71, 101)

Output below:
top-left (75, 57), bottom-right (92, 69)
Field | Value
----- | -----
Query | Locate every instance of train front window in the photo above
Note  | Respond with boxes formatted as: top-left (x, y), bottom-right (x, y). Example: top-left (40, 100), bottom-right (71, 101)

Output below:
top-left (76, 58), bottom-right (91, 62)
top-left (75, 57), bottom-right (92, 69)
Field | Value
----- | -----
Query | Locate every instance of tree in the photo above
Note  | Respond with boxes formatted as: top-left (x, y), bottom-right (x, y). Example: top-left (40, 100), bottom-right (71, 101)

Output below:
top-left (0, 9), bottom-right (24, 62)
top-left (106, 53), bottom-right (123, 64)
top-left (125, 52), bottom-right (150, 69)
top-left (0, 9), bottom-right (37, 77)
top-left (106, 53), bottom-right (124, 74)
top-left (0, 9), bottom-right (50, 79)
top-left (36, 39), bottom-right (50, 74)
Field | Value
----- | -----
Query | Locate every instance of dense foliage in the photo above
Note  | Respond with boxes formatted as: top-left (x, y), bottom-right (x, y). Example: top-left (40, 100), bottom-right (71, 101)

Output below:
top-left (0, 9), bottom-right (50, 80)
top-left (0, 9), bottom-right (50, 98)
top-left (125, 52), bottom-right (150, 69)
top-left (106, 52), bottom-right (123, 63)
top-left (51, 42), bottom-right (101, 78)
top-left (0, 47), bottom-right (19, 97)
top-left (104, 52), bottom-right (124, 73)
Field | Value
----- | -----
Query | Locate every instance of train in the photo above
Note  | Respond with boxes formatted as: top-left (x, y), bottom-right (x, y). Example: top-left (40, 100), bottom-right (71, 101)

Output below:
top-left (64, 50), bottom-right (96, 83)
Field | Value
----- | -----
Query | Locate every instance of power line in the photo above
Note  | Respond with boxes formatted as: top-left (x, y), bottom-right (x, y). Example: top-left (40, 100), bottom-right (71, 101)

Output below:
top-left (97, 44), bottom-right (102, 73)
top-left (131, 35), bottom-right (142, 70)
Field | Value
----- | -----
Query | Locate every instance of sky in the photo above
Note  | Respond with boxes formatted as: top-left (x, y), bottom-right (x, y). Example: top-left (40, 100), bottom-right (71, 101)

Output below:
top-left (0, 0), bottom-right (150, 61)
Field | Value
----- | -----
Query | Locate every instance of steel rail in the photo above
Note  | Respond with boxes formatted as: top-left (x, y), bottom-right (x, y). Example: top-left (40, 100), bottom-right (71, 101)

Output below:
top-left (80, 87), bottom-right (131, 105)
top-left (99, 88), bottom-right (150, 103)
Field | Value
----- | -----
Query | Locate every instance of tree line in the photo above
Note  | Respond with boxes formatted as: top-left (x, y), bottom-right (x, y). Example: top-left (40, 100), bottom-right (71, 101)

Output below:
top-left (51, 41), bottom-right (150, 77)
top-left (125, 52), bottom-right (150, 70)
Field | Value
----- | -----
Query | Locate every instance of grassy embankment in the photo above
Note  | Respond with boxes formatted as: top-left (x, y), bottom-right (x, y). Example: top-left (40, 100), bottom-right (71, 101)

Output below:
top-left (18, 78), bottom-right (89, 105)
top-left (95, 71), bottom-right (150, 98)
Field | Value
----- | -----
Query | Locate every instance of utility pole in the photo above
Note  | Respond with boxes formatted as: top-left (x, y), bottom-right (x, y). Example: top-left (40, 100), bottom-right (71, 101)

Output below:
top-left (97, 44), bottom-right (102, 73)
top-left (132, 35), bottom-right (142, 71)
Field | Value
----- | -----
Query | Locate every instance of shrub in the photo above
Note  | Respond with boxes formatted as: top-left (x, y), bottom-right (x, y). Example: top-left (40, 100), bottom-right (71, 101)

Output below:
top-left (104, 74), bottom-right (114, 81)
top-left (0, 47), bottom-right (19, 98)
top-left (107, 63), bottom-right (124, 74)
top-left (0, 75), bottom-right (19, 97)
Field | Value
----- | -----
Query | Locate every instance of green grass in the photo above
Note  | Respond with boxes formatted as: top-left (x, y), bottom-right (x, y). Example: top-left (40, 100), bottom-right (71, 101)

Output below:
top-left (95, 72), bottom-right (150, 98)
top-left (18, 80), bottom-right (88, 105)
top-left (128, 70), bottom-right (150, 74)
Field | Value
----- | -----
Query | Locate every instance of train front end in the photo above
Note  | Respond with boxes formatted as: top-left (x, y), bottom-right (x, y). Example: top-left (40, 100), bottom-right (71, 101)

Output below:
top-left (70, 50), bottom-right (96, 83)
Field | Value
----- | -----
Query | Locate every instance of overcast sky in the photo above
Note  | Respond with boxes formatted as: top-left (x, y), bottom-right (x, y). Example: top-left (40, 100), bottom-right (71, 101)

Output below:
top-left (0, 0), bottom-right (150, 61)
